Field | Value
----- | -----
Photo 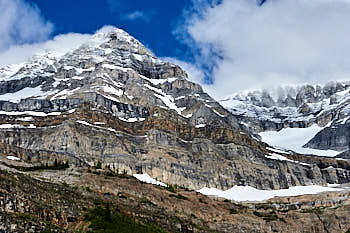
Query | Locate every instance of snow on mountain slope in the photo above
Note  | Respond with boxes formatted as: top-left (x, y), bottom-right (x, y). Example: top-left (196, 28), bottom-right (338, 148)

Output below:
top-left (133, 174), bottom-right (167, 187)
top-left (198, 184), bottom-right (343, 202)
top-left (259, 124), bottom-right (340, 157)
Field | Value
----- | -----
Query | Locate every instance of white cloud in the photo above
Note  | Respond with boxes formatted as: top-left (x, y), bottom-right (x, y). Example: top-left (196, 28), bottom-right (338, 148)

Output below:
top-left (0, 0), bottom-right (53, 51)
top-left (0, 33), bottom-right (92, 66)
top-left (121, 10), bottom-right (155, 23)
top-left (180, 0), bottom-right (350, 98)
top-left (0, 26), bottom-right (125, 66)
top-left (162, 57), bottom-right (205, 84)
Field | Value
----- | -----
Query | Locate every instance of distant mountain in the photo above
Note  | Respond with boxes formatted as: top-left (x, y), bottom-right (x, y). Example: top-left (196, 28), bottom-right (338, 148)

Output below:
top-left (220, 81), bottom-right (350, 154)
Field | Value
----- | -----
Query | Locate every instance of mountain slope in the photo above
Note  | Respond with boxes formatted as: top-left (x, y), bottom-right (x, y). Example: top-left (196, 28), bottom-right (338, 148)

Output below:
top-left (0, 26), bottom-right (349, 193)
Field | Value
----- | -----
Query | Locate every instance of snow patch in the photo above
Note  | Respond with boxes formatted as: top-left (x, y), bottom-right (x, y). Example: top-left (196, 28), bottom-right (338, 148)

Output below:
top-left (0, 124), bottom-right (23, 129)
top-left (118, 117), bottom-right (145, 123)
top-left (72, 76), bottom-right (85, 80)
top-left (102, 64), bottom-right (132, 72)
top-left (145, 84), bottom-right (183, 115)
top-left (259, 124), bottom-right (340, 157)
top-left (0, 111), bottom-right (61, 117)
top-left (265, 153), bottom-right (310, 166)
top-left (198, 185), bottom-right (344, 202)
top-left (0, 123), bottom-right (36, 129)
top-left (195, 124), bottom-right (206, 128)
top-left (50, 87), bottom-right (81, 100)
top-left (0, 86), bottom-right (47, 103)
top-left (16, 117), bottom-right (33, 121)
top-left (141, 75), bottom-right (178, 85)
top-left (6, 156), bottom-right (20, 161)
top-left (101, 85), bottom-right (123, 97)
top-left (133, 174), bottom-right (167, 187)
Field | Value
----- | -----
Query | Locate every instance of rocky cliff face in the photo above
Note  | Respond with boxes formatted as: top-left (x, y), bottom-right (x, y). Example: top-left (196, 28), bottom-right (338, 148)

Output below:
top-left (2, 167), bottom-right (350, 233)
top-left (0, 26), bottom-right (349, 192)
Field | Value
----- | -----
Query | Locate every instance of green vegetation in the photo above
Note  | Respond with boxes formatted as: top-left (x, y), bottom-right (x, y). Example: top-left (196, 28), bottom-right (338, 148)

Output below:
top-left (165, 184), bottom-right (190, 192)
top-left (95, 161), bottom-right (102, 169)
top-left (169, 193), bottom-right (188, 200)
top-left (301, 207), bottom-right (325, 215)
top-left (253, 211), bottom-right (285, 222)
top-left (255, 203), bottom-right (273, 210)
top-left (166, 184), bottom-right (176, 193)
top-left (140, 198), bottom-right (156, 206)
top-left (3, 159), bottom-right (69, 172)
top-left (229, 208), bottom-right (238, 214)
top-left (85, 206), bottom-right (167, 233)
top-left (117, 192), bottom-right (127, 199)
top-left (198, 198), bottom-right (208, 204)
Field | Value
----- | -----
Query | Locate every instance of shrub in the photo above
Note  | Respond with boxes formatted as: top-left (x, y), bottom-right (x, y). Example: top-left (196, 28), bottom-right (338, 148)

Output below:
top-left (95, 161), bottom-right (102, 169)
top-left (169, 194), bottom-right (188, 200)
top-left (85, 206), bottom-right (167, 233)
top-left (166, 184), bottom-right (176, 193)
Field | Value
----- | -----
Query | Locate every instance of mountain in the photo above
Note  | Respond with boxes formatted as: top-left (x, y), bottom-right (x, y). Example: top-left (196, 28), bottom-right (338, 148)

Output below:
top-left (1, 26), bottom-right (349, 188)
top-left (1, 26), bottom-right (350, 232)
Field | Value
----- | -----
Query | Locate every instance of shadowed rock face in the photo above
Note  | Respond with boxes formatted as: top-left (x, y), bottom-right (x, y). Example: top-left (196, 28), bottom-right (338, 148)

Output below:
top-left (1, 26), bottom-right (350, 192)
top-left (304, 121), bottom-right (350, 151)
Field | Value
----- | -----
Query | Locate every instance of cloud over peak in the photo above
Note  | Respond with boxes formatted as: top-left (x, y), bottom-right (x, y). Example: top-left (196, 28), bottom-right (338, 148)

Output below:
top-left (0, 0), bottom-right (53, 51)
top-left (180, 0), bottom-right (350, 98)
top-left (121, 10), bottom-right (156, 23)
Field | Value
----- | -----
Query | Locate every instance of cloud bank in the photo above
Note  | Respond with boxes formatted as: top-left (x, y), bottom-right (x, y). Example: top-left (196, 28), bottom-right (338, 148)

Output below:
top-left (0, 33), bottom-right (92, 66)
top-left (181, 0), bottom-right (350, 98)
top-left (0, 0), bottom-right (53, 51)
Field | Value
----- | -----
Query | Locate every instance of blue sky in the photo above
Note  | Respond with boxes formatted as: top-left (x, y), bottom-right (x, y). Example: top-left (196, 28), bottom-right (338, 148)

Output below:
top-left (1, 0), bottom-right (350, 98)
top-left (29, 0), bottom-right (194, 62)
